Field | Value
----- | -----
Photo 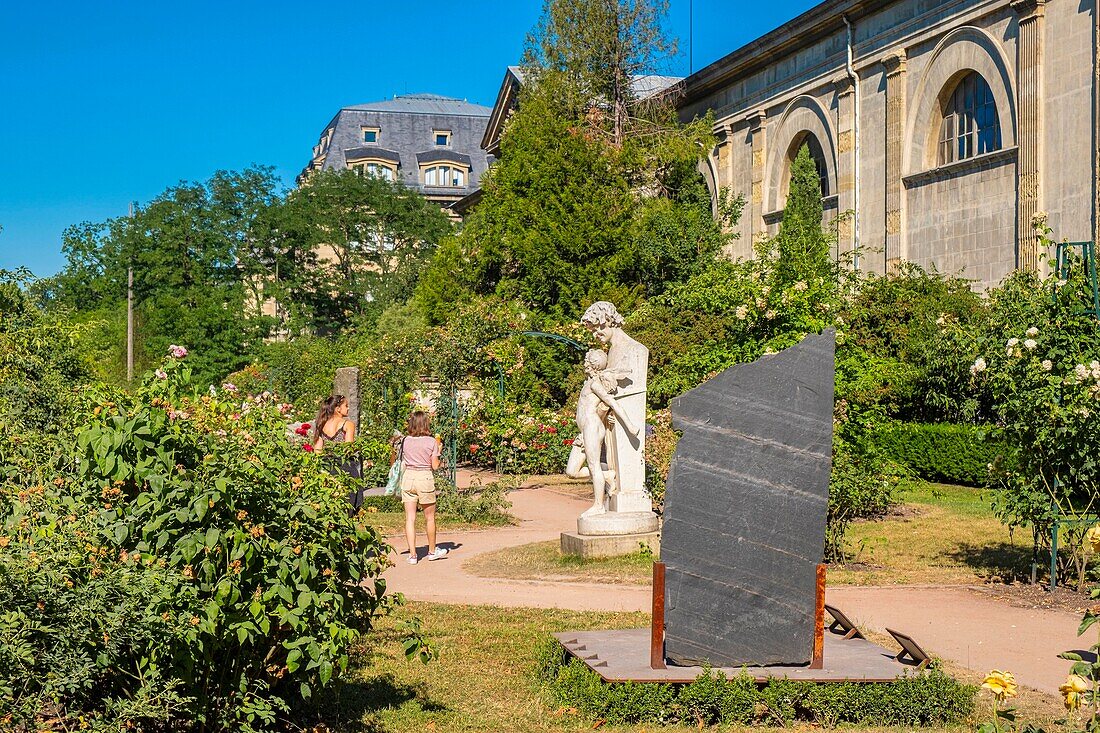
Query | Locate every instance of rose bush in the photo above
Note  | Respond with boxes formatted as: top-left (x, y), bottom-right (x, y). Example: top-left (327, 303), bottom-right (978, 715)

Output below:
top-left (0, 350), bottom-right (393, 732)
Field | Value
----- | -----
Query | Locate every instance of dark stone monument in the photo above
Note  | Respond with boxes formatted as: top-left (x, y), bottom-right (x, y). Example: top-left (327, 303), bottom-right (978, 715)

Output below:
top-left (661, 329), bottom-right (835, 667)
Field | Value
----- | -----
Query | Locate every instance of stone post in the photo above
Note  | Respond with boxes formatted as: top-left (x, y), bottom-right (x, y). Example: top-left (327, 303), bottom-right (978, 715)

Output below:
top-left (835, 76), bottom-right (856, 259)
top-left (748, 110), bottom-right (768, 241)
top-left (883, 50), bottom-right (907, 271)
top-left (1013, 0), bottom-right (1046, 271)
top-left (333, 367), bottom-right (360, 427)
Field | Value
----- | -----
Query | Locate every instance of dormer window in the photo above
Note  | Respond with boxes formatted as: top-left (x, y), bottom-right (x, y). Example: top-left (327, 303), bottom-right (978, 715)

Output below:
top-left (424, 165), bottom-right (465, 187)
top-left (434, 130), bottom-right (451, 147)
top-left (362, 127), bottom-right (379, 144)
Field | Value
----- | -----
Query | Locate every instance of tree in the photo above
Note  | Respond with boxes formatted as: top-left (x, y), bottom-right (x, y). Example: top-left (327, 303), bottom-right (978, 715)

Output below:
top-left (773, 144), bottom-right (830, 288)
top-left (254, 170), bottom-right (453, 335)
top-left (525, 0), bottom-right (676, 145)
top-left (50, 167), bottom-right (282, 385)
top-left (416, 16), bottom-right (723, 323)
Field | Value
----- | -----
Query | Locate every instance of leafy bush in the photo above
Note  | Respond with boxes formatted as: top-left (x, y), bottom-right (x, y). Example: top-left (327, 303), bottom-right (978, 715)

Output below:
top-left (872, 422), bottom-right (1007, 486)
top-left (535, 637), bottom-right (976, 727)
top-left (434, 475), bottom-right (515, 525)
top-left (0, 354), bottom-right (392, 731)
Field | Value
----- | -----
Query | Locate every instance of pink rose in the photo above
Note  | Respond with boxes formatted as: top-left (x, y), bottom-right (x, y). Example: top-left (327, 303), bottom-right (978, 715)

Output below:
top-left (168, 344), bottom-right (188, 359)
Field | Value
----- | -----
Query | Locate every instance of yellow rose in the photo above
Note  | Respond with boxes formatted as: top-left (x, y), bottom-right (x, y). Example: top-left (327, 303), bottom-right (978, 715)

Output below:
top-left (1086, 525), bottom-right (1100, 554)
top-left (1061, 674), bottom-right (1089, 711)
top-left (982, 670), bottom-right (1018, 702)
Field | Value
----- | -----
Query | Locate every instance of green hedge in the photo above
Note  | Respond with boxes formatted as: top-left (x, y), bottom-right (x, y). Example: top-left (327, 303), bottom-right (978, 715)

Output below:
top-left (535, 638), bottom-right (975, 728)
top-left (871, 422), bottom-right (1007, 486)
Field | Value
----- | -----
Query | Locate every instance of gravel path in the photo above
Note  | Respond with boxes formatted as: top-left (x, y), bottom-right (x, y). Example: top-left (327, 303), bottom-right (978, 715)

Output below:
top-left (383, 474), bottom-right (1078, 694)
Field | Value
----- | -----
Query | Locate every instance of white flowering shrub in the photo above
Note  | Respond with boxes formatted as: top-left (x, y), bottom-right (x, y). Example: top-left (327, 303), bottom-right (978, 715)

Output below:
top-left (971, 224), bottom-right (1100, 584)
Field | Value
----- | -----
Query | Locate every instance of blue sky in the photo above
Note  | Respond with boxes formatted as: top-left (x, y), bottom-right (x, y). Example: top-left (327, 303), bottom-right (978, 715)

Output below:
top-left (0, 0), bottom-right (817, 277)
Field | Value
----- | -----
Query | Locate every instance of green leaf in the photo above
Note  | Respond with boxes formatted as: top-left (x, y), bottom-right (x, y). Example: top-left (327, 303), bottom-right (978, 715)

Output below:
top-left (1080, 614), bottom-right (1098, 636)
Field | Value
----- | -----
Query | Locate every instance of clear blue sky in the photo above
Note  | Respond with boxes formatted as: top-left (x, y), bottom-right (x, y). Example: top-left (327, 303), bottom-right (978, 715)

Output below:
top-left (0, 0), bottom-right (817, 277)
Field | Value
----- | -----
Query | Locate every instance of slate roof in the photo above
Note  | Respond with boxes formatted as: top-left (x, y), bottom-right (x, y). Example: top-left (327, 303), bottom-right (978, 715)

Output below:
top-left (343, 93), bottom-right (492, 117)
top-left (301, 93), bottom-right (492, 199)
top-left (344, 147), bottom-right (402, 163)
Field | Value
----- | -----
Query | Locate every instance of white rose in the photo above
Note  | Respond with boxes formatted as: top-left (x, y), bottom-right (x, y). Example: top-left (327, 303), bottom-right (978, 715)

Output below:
top-left (1041, 360), bottom-right (1053, 371)
top-left (1076, 364), bottom-right (1089, 380)
top-left (1024, 339), bottom-right (1037, 350)
top-left (765, 309), bottom-right (777, 320)
top-left (970, 357), bottom-right (987, 375)
top-left (735, 305), bottom-right (748, 320)
top-left (1026, 327), bottom-right (1039, 337)
top-left (1007, 337), bottom-right (1019, 347)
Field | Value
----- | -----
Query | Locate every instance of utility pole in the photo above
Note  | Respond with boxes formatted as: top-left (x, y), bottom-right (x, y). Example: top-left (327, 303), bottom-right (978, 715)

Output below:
top-left (127, 202), bottom-right (134, 384)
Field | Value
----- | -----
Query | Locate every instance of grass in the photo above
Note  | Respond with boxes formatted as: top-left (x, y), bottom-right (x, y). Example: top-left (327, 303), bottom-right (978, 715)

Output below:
top-left (304, 602), bottom-right (1064, 733)
top-left (830, 482), bottom-right (1032, 586)
top-left (463, 482), bottom-right (1030, 587)
top-left (358, 509), bottom-right (506, 537)
top-left (464, 540), bottom-right (654, 584)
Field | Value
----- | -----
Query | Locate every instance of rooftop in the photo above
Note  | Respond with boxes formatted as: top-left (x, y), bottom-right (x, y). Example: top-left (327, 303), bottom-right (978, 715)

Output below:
top-left (343, 93), bottom-right (492, 117)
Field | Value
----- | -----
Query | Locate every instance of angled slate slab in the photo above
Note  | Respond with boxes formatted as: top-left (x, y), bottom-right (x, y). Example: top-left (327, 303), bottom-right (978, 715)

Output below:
top-left (661, 329), bottom-right (835, 667)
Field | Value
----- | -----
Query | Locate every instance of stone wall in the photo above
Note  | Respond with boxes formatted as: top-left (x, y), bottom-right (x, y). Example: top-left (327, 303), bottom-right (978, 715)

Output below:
top-left (680, 0), bottom-right (1095, 288)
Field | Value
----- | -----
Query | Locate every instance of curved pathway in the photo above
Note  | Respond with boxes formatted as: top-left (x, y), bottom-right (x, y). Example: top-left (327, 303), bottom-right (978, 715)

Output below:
top-left (383, 475), bottom-right (1079, 694)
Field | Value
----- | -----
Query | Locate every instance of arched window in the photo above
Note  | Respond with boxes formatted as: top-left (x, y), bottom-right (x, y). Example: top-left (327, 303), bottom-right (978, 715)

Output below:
top-left (939, 72), bottom-right (1001, 165)
top-left (424, 165), bottom-right (466, 187)
top-left (349, 161), bottom-right (395, 180)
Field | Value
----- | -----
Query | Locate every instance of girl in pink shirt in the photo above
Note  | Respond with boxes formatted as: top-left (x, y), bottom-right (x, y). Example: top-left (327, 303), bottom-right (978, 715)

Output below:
top-left (397, 411), bottom-right (448, 564)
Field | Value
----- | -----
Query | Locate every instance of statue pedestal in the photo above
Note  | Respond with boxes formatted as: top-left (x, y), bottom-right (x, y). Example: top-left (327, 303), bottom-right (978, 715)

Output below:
top-left (560, 529), bottom-right (659, 559)
top-left (562, 498), bottom-right (660, 559)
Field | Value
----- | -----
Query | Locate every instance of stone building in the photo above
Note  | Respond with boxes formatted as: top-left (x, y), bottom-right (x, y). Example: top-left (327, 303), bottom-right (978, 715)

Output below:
top-left (678, 0), bottom-right (1095, 287)
top-left (299, 93), bottom-right (492, 211)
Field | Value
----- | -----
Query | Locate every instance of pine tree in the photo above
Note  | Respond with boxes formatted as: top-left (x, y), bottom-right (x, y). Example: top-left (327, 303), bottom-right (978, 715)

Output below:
top-left (774, 144), bottom-right (830, 288)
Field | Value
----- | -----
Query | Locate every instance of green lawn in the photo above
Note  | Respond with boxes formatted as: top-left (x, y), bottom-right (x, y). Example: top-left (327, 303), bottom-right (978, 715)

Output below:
top-left (303, 602), bottom-right (1061, 733)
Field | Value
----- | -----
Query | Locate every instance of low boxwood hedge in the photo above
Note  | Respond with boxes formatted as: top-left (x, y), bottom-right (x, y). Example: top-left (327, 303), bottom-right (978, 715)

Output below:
top-left (871, 422), bottom-right (1008, 486)
top-left (534, 637), bottom-right (976, 728)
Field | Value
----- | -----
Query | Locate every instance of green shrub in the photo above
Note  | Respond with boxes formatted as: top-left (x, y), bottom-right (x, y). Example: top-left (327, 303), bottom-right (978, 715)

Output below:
top-left (0, 353), bottom-right (391, 732)
top-left (872, 422), bottom-right (1007, 486)
top-left (535, 637), bottom-right (976, 727)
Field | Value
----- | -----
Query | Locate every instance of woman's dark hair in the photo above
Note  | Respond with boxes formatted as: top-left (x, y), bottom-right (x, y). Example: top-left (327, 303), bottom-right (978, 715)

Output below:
top-left (405, 410), bottom-right (431, 437)
top-left (313, 395), bottom-right (346, 441)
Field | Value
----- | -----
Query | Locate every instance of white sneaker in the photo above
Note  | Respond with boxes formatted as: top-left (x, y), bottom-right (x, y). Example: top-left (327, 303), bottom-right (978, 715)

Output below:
top-left (426, 547), bottom-right (449, 561)
top-left (407, 555), bottom-right (418, 565)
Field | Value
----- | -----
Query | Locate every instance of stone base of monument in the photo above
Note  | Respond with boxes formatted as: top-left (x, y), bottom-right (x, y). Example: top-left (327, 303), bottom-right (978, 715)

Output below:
top-left (560, 530), bottom-right (659, 559)
top-left (553, 627), bottom-right (918, 683)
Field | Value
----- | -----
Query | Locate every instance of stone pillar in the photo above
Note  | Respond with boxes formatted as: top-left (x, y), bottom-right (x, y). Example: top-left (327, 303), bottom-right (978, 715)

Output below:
top-left (711, 120), bottom-right (734, 200)
top-left (883, 51), bottom-right (907, 271)
top-left (1013, 0), bottom-right (1046, 271)
top-left (333, 367), bottom-right (360, 427)
top-left (835, 76), bottom-right (856, 259)
top-left (748, 110), bottom-right (768, 241)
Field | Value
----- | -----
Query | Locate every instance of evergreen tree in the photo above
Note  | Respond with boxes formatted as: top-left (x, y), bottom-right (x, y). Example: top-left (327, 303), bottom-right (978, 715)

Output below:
top-left (774, 144), bottom-right (830, 288)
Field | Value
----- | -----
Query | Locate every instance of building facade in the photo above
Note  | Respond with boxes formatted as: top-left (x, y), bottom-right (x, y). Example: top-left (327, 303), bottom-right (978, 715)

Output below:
top-left (300, 93), bottom-right (493, 211)
top-left (679, 0), bottom-right (1096, 287)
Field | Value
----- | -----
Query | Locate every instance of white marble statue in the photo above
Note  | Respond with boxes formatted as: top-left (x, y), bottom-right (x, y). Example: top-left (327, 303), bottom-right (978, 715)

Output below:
top-left (576, 302), bottom-right (653, 528)
top-left (566, 349), bottom-right (640, 517)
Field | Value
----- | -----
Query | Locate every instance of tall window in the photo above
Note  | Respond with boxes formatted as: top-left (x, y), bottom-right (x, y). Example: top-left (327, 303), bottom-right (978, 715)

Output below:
top-left (424, 165), bottom-right (465, 187)
top-left (939, 72), bottom-right (1001, 165)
